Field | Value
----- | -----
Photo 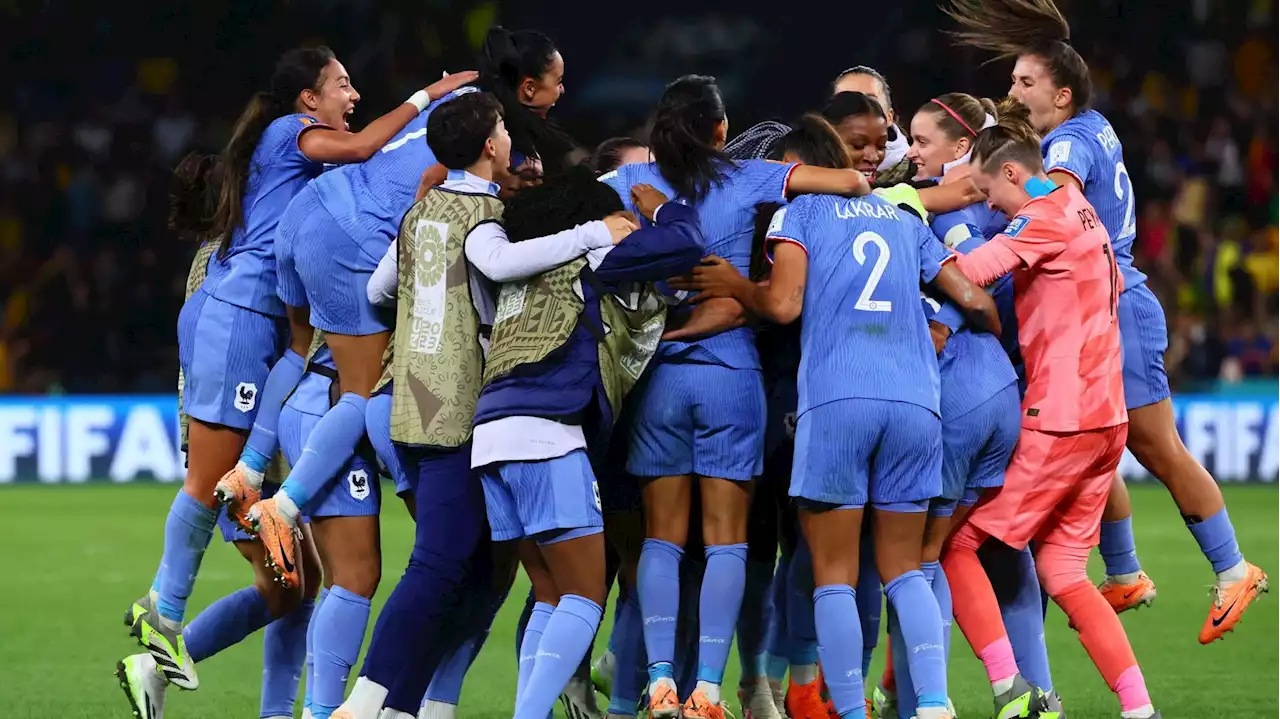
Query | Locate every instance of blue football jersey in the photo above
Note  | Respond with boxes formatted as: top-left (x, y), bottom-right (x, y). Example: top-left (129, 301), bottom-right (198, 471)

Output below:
top-left (311, 88), bottom-right (473, 252)
top-left (770, 194), bottom-right (948, 416)
top-left (600, 158), bottom-right (796, 370)
top-left (929, 194), bottom-right (1007, 248)
top-left (1042, 109), bottom-right (1147, 290)
top-left (203, 113), bottom-right (325, 316)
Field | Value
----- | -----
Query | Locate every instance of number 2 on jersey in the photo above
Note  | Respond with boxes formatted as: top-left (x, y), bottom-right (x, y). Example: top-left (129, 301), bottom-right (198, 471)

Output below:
top-left (1113, 161), bottom-right (1136, 239)
top-left (852, 231), bottom-right (892, 312)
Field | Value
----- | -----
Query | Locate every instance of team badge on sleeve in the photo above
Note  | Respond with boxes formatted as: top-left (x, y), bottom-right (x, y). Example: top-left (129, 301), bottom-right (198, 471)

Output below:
top-left (1047, 140), bottom-right (1072, 167)
top-left (1004, 216), bottom-right (1031, 238)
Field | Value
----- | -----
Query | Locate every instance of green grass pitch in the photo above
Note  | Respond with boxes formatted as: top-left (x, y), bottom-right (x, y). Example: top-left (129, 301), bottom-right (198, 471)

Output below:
top-left (1, 483), bottom-right (1275, 718)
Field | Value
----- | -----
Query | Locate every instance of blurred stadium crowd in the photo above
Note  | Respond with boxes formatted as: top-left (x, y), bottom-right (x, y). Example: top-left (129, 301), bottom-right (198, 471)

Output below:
top-left (0, 0), bottom-right (1274, 394)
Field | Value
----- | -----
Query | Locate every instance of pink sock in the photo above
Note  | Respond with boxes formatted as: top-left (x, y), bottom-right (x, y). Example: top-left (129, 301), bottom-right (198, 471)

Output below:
top-left (1114, 665), bottom-right (1152, 712)
top-left (976, 636), bottom-right (1019, 685)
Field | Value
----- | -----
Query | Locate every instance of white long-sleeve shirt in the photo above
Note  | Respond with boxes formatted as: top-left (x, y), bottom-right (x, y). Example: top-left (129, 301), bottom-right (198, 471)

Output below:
top-left (366, 169), bottom-right (615, 355)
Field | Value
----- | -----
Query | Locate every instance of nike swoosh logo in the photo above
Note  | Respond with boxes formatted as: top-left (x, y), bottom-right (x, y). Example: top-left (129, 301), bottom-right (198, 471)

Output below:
top-left (1122, 587), bottom-right (1142, 600)
top-left (1212, 596), bottom-right (1240, 626)
top-left (278, 537), bottom-right (296, 574)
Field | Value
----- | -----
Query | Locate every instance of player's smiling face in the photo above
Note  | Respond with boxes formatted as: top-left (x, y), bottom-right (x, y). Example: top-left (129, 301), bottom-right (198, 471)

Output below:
top-left (310, 58), bottom-right (360, 130)
top-left (907, 110), bottom-right (968, 179)
top-left (522, 51), bottom-right (565, 117)
top-left (833, 114), bottom-right (887, 179)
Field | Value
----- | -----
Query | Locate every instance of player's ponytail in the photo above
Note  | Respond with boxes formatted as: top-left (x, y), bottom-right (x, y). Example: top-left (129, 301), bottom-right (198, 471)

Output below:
top-left (650, 74), bottom-right (732, 203)
top-left (972, 96), bottom-right (1044, 175)
top-left (209, 46), bottom-right (334, 259)
top-left (943, 0), bottom-right (1092, 113)
top-left (169, 152), bottom-right (221, 241)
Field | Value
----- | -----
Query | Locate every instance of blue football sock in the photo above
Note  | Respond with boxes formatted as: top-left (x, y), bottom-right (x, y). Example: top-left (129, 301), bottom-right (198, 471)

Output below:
top-left (1099, 517), bottom-right (1143, 576)
top-left (813, 585), bottom-right (864, 718)
top-left (365, 391), bottom-right (405, 487)
top-left (311, 586), bottom-right (372, 719)
top-left (515, 595), bottom-right (603, 719)
top-left (763, 556), bottom-right (790, 682)
top-left (155, 491), bottom-right (218, 622)
top-left (639, 538), bottom-right (683, 683)
top-left (608, 594), bottom-right (647, 716)
top-left (991, 545), bottom-right (1054, 693)
top-left (1187, 508), bottom-right (1244, 574)
top-left (243, 349), bottom-right (306, 469)
top-left (280, 393), bottom-right (368, 510)
top-left (183, 586), bottom-right (273, 662)
top-left (697, 543), bottom-right (748, 685)
top-left (855, 540), bottom-right (883, 680)
top-left (883, 570), bottom-right (948, 710)
top-left (886, 607), bottom-right (915, 719)
top-left (304, 587), bottom-right (328, 713)
top-left (261, 596), bottom-right (314, 719)
top-left (787, 540), bottom-right (819, 670)
top-left (519, 602), bottom-right (555, 703)
top-left (736, 556), bottom-right (775, 679)
top-left (921, 561), bottom-right (952, 667)
top-left (517, 588), bottom-right (536, 664)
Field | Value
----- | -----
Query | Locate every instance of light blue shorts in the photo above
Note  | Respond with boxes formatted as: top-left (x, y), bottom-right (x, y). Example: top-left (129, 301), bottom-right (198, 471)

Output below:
top-left (939, 382), bottom-right (1021, 502)
top-left (480, 449), bottom-right (604, 544)
top-left (1118, 284), bottom-right (1171, 410)
top-left (627, 361), bottom-right (765, 482)
top-left (283, 185), bottom-right (392, 336)
top-left (790, 398), bottom-right (942, 509)
top-left (178, 288), bottom-right (287, 430)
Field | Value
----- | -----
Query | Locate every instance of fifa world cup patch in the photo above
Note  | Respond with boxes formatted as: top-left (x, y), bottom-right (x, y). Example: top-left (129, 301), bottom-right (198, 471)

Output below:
top-left (234, 382), bottom-right (258, 413)
top-left (1004, 215), bottom-right (1031, 238)
top-left (1047, 139), bottom-right (1071, 167)
top-left (348, 468), bottom-right (371, 500)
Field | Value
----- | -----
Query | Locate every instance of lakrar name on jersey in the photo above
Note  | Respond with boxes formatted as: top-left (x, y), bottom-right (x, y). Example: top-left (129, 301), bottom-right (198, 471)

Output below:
top-left (834, 198), bottom-right (900, 222)
top-left (0, 397), bottom-right (184, 483)
top-left (0, 394), bottom-right (1276, 484)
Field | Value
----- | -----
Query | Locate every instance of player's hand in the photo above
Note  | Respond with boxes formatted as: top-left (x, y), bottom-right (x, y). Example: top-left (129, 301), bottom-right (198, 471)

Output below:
top-left (426, 71), bottom-right (480, 101)
top-left (667, 256), bottom-right (748, 303)
top-left (416, 163), bottom-right (449, 201)
top-left (630, 184), bottom-right (669, 222)
top-left (603, 213), bottom-right (639, 245)
top-left (928, 320), bottom-right (953, 355)
top-left (662, 297), bottom-right (747, 340)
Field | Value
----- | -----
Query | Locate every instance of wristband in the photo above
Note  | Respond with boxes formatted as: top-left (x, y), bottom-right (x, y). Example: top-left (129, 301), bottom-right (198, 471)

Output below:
top-left (407, 90), bottom-right (431, 113)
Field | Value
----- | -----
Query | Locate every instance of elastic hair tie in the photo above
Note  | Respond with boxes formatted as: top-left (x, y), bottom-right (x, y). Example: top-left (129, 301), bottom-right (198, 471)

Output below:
top-left (931, 98), bottom-right (977, 137)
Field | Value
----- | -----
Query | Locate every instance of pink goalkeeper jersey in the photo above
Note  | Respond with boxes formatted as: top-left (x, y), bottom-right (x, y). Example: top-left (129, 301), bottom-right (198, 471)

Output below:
top-left (957, 185), bottom-right (1126, 432)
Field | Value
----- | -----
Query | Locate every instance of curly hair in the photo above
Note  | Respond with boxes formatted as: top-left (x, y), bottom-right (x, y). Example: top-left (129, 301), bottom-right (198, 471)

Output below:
top-left (503, 165), bottom-right (625, 242)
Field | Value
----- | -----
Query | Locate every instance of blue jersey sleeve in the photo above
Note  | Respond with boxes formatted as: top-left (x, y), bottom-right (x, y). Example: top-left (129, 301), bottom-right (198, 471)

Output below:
top-left (595, 203), bottom-right (706, 287)
top-left (268, 114), bottom-right (327, 169)
top-left (738, 159), bottom-right (798, 206)
top-left (1043, 129), bottom-right (1095, 186)
top-left (915, 219), bottom-right (951, 283)
top-left (763, 198), bottom-right (810, 260)
top-left (599, 166), bottom-right (632, 208)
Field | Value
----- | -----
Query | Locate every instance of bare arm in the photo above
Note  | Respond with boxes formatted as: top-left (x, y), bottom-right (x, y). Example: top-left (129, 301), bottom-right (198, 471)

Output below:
top-left (786, 165), bottom-right (871, 198)
top-left (1047, 170), bottom-right (1082, 192)
top-left (298, 71), bottom-right (479, 165)
top-left (740, 243), bottom-right (807, 325)
top-left (917, 180), bottom-right (984, 213)
top-left (930, 260), bottom-right (1002, 335)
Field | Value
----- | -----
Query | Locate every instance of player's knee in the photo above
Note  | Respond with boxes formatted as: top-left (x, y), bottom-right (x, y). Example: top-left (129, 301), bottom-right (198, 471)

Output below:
top-left (1034, 543), bottom-right (1091, 598)
top-left (255, 574), bottom-right (302, 617)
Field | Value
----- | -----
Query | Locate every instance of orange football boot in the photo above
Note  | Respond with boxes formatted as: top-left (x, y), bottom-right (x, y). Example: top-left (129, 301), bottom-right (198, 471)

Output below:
top-left (785, 677), bottom-right (829, 719)
top-left (251, 497), bottom-right (301, 588)
top-left (682, 689), bottom-right (727, 719)
top-left (1098, 571), bottom-right (1158, 614)
top-left (214, 465), bottom-right (261, 535)
top-left (649, 680), bottom-right (682, 719)
top-left (1199, 562), bottom-right (1269, 644)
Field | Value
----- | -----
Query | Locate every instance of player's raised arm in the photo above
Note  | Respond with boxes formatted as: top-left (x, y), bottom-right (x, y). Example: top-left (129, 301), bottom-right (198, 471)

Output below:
top-left (299, 71), bottom-right (479, 164)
